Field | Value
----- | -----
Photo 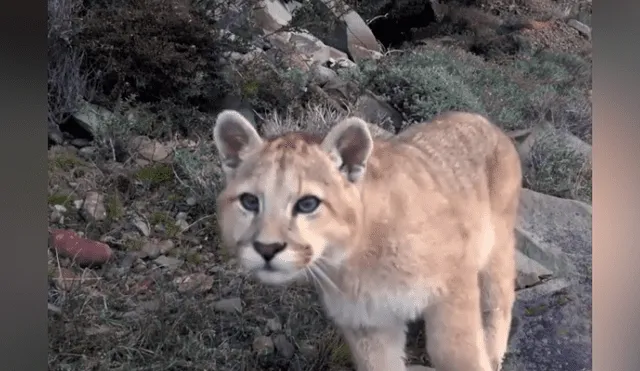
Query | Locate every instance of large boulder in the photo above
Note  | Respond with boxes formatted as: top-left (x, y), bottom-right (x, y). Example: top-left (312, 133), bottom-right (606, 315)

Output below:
top-left (504, 188), bottom-right (592, 371)
top-left (306, 0), bottom-right (382, 62)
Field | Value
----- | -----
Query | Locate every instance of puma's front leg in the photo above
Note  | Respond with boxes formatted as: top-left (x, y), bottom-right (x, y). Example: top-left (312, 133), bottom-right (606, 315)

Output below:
top-left (340, 324), bottom-right (408, 371)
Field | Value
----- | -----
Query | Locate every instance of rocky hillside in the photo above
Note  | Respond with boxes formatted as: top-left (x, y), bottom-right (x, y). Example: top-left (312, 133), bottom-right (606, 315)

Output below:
top-left (47, 0), bottom-right (592, 370)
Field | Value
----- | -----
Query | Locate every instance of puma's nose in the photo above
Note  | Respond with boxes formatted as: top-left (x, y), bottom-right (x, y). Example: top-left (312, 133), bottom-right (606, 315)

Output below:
top-left (253, 241), bottom-right (287, 261)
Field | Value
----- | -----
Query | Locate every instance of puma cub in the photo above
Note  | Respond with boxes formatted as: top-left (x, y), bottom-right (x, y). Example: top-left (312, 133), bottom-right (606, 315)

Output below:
top-left (212, 110), bottom-right (522, 371)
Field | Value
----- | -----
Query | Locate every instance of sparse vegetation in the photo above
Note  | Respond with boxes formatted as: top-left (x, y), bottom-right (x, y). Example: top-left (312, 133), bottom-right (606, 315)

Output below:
top-left (346, 42), bottom-right (591, 138)
top-left (48, 0), bottom-right (592, 369)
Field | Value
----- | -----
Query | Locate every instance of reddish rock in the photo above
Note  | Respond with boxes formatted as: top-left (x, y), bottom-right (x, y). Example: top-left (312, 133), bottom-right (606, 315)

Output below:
top-left (50, 229), bottom-right (113, 266)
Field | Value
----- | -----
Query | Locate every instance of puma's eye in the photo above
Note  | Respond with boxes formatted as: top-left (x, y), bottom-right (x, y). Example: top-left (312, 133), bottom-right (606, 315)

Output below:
top-left (294, 195), bottom-right (321, 214)
top-left (239, 193), bottom-right (260, 212)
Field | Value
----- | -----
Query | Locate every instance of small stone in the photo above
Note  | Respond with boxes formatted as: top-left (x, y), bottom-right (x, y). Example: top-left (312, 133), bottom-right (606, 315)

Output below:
top-left (153, 255), bottom-right (183, 270)
top-left (213, 297), bottom-right (243, 313)
top-left (128, 136), bottom-right (172, 162)
top-left (141, 241), bottom-right (161, 259)
top-left (132, 217), bottom-right (151, 237)
top-left (252, 335), bottom-right (275, 355)
top-left (49, 209), bottom-right (64, 224)
top-left (176, 212), bottom-right (188, 221)
top-left (120, 253), bottom-right (138, 269)
top-left (186, 197), bottom-right (197, 206)
top-left (174, 273), bottom-right (214, 294)
top-left (73, 200), bottom-right (84, 209)
top-left (567, 19), bottom-right (591, 40)
top-left (266, 317), bottom-right (282, 332)
top-left (53, 204), bottom-right (67, 213)
top-left (71, 138), bottom-right (92, 148)
top-left (81, 191), bottom-right (107, 221)
top-left (175, 219), bottom-right (189, 232)
top-left (50, 229), bottom-right (113, 266)
top-left (133, 260), bottom-right (147, 273)
top-left (158, 240), bottom-right (175, 254)
top-left (273, 334), bottom-right (295, 359)
top-left (141, 239), bottom-right (174, 259)
top-left (78, 146), bottom-right (97, 158)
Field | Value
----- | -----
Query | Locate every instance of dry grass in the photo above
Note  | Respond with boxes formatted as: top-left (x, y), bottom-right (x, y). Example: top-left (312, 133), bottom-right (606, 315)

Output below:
top-left (523, 127), bottom-right (592, 204)
top-left (48, 255), bottom-right (345, 371)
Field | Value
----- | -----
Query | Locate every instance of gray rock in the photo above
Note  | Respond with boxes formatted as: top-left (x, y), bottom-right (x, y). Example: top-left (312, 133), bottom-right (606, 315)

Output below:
top-left (273, 334), bottom-right (295, 359)
top-left (516, 278), bottom-right (573, 303)
top-left (142, 239), bottom-right (176, 259)
top-left (174, 273), bottom-right (214, 294)
top-left (253, 335), bottom-right (275, 355)
top-left (505, 189), bottom-right (592, 371)
top-left (289, 32), bottom-right (333, 65)
top-left (567, 19), bottom-right (591, 40)
top-left (70, 100), bottom-right (117, 138)
top-left (213, 297), bottom-right (243, 313)
top-left (78, 146), bottom-right (98, 159)
top-left (120, 252), bottom-right (138, 270)
top-left (515, 250), bottom-right (553, 289)
top-left (153, 255), bottom-right (183, 270)
top-left (266, 317), bottom-right (283, 332)
top-left (128, 136), bottom-right (172, 162)
top-left (132, 217), bottom-right (151, 237)
top-left (309, 0), bottom-right (381, 62)
top-left (141, 241), bottom-right (161, 259)
top-left (253, 0), bottom-right (292, 33)
top-left (354, 90), bottom-right (404, 133)
top-left (81, 191), bottom-right (107, 222)
top-left (505, 284), bottom-right (591, 371)
top-left (70, 138), bottom-right (92, 148)
top-left (310, 63), bottom-right (338, 87)
top-left (516, 188), bottom-right (592, 280)
top-left (48, 123), bottom-right (64, 145)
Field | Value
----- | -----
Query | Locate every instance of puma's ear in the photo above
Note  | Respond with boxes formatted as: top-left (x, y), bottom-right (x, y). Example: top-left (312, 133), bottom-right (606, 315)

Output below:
top-left (213, 110), bottom-right (263, 179)
top-left (321, 117), bottom-right (373, 183)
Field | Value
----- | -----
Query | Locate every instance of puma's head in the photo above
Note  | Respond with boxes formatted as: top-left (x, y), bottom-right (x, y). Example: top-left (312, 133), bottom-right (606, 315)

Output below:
top-left (212, 110), bottom-right (373, 285)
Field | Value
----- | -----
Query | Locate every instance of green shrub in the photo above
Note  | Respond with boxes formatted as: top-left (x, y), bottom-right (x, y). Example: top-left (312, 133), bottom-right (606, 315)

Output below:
top-left (77, 0), bottom-right (236, 109)
top-left (347, 43), bottom-right (591, 135)
top-left (524, 128), bottom-right (592, 204)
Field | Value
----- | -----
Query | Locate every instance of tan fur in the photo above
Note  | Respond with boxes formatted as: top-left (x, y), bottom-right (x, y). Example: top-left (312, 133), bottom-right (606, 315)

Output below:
top-left (213, 110), bottom-right (522, 371)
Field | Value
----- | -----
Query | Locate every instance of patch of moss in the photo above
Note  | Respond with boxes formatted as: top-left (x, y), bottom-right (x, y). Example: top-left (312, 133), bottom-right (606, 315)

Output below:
top-left (150, 211), bottom-right (170, 225)
top-left (329, 341), bottom-right (352, 366)
top-left (124, 238), bottom-right (143, 252)
top-left (185, 251), bottom-right (203, 264)
top-left (49, 153), bottom-right (85, 172)
top-left (167, 193), bottom-right (182, 202)
top-left (106, 193), bottom-right (125, 221)
top-left (524, 304), bottom-right (547, 316)
top-left (149, 211), bottom-right (181, 237)
top-left (48, 193), bottom-right (73, 208)
top-left (134, 163), bottom-right (174, 187)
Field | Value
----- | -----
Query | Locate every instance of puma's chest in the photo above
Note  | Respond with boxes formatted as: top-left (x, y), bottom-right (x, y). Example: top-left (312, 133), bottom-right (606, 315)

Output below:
top-left (320, 285), bottom-right (434, 328)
